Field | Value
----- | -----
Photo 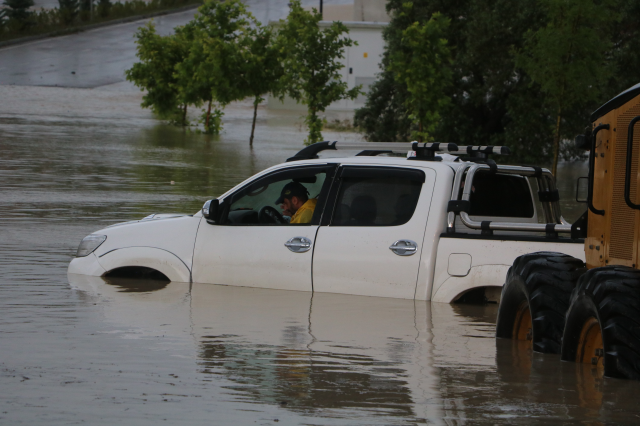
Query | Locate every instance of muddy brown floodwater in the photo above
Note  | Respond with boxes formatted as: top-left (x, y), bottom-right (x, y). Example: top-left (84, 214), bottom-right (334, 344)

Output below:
top-left (1, 81), bottom-right (640, 426)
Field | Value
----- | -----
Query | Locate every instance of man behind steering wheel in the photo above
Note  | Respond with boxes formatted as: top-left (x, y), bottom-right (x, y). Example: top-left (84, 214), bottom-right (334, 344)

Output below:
top-left (275, 182), bottom-right (317, 224)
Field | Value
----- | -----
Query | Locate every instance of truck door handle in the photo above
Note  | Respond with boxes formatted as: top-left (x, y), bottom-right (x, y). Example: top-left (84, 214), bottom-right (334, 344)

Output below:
top-left (389, 240), bottom-right (418, 256)
top-left (284, 237), bottom-right (312, 253)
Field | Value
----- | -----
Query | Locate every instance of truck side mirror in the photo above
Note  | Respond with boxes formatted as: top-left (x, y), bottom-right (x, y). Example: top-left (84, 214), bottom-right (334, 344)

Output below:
top-left (202, 199), bottom-right (220, 223)
top-left (576, 177), bottom-right (588, 203)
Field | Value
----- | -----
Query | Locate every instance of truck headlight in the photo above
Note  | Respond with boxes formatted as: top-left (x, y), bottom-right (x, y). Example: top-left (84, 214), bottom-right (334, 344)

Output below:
top-left (76, 235), bottom-right (107, 257)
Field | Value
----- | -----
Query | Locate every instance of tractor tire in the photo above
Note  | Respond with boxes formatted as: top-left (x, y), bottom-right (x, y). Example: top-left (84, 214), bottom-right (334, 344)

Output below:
top-left (496, 252), bottom-right (586, 354)
top-left (561, 266), bottom-right (640, 380)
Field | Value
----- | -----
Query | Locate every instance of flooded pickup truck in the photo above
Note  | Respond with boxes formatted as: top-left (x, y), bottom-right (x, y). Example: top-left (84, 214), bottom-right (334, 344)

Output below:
top-left (68, 142), bottom-right (584, 302)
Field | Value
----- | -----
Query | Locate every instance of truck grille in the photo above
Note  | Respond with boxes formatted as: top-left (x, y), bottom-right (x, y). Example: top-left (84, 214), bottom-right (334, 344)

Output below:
top-left (609, 103), bottom-right (640, 261)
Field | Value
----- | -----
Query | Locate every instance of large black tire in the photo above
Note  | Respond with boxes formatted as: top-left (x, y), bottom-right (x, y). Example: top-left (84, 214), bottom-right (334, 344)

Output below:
top-left (496, 252), bottom-right (586, 354)
top-left (561, 266), bottom-right (640, 380)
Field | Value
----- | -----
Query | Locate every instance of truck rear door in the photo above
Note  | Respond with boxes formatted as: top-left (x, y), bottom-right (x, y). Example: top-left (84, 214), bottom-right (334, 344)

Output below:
top-left (312, 165), bottom-right (436, 299)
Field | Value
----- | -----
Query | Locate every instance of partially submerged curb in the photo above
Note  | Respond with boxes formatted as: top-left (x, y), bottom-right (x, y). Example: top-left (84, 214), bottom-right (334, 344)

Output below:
top-left (0, 3), bottom-right (201, 49)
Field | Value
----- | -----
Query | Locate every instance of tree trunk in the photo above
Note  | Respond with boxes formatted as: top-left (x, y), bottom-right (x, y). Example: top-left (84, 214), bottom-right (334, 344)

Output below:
top-left (250, 96), bottom-right (259, 146)
top-left (552, 108), bottom-right (562, 176)
top-left (182, 104), bottom-right (187, 126)
top-left (311, 107), bottom-right (318, 144)
top-left (205, 99), bottom-right (212, 131)
top-left (418, 121), bottom-right (423, 142)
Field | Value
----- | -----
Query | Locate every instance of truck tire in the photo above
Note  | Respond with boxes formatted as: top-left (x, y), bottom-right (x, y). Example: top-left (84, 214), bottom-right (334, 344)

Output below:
top-left (496, 252), bottom-right (586, 354)
top-left (561, 266), bottom-right (640, 380)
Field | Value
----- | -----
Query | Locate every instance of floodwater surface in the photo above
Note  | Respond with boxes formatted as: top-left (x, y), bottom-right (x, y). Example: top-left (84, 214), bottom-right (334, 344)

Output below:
top-left (2, 84), bottom-right (639, 425)
top-left (2, 7), bottom-right (640, 422)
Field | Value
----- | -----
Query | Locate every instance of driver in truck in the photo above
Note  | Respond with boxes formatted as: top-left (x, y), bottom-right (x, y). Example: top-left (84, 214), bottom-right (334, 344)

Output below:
top-left (276, 182), bottom-right (317, 224)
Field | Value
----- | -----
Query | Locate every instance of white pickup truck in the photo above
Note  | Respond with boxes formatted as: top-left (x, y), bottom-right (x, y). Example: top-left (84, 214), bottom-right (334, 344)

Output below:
top-left (68, 142), bottom-right (586, 303)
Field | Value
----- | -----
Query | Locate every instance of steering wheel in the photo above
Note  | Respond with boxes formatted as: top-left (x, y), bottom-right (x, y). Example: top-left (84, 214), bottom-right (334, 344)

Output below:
top-left (258, 206), bottom-right (287, 224)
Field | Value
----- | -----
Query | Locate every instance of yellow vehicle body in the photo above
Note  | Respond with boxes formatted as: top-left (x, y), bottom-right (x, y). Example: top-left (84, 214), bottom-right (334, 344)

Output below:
top-left (587, 87), bottom-right (640, 269)
top-left (496, 83), bottom-right (640, 381)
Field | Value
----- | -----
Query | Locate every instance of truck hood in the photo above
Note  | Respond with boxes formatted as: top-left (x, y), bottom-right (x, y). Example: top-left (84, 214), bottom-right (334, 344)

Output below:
top-left (104, 213), bottom-right (193, 229)
top-left (90, 214), bottom-right (202, 270)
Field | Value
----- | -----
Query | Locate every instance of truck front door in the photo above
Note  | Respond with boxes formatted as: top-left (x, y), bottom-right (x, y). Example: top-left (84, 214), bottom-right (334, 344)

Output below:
top-left (192, 164), bottom-right (336, 291)
top-left (312, 166), bottom-right (435, 299)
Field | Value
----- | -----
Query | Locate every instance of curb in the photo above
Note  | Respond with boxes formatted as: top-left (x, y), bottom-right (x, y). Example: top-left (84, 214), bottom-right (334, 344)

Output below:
top-left (0, 3), bottom-right (201, 49)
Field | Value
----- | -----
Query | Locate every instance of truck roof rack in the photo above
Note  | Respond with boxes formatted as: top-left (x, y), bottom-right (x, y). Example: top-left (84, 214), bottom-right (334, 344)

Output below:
top-left (451, 145), bottom-right (511, 159)
top-left (286, 141), bottom-right (510, 162)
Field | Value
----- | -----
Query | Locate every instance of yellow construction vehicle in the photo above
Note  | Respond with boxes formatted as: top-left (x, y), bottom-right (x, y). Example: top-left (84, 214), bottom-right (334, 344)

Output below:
top-left (496, 83), bottom-right (640, 380)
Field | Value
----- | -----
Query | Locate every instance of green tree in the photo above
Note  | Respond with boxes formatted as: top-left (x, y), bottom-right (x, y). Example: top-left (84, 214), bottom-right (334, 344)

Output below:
top-left (356, 0), bottom-right (638, 166)
top-left (3, 0), bottom-right (34, 29)
top-left (96, 0), bottom-right (110, 17)
top-left (58, 0), bottom-right (79, 25)
top-left (356, 0), bottom-right (546, 154)
top-left (79, 0), bottom-right (91, 21)
top-left (126, 22), bottom-right (193, 125)
top-left (389, 12), bottom-right (451, 141)
top-left (178, 0), bottom-right (257, 134)
top-left (517, 0), bottom-right (617, 175)
top-left (244, 24), bottom-right (283, 146)
top-left (277, 0), bottom-right (361, 145)
top-left (353, 70), bottom-right (412, 142)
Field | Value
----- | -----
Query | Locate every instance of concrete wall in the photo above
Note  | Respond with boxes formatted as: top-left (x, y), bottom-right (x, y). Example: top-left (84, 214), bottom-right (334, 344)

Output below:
top-left (318, 1), bottom-right (390, 22)
top-left (320, 4), bottom-right (354, 21)
top-left (353, 0), bottom-right (389, 22)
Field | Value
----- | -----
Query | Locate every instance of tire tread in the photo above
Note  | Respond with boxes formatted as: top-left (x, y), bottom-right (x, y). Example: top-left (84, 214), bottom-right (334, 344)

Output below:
top-left (496, 251), bottom-right (585, 354)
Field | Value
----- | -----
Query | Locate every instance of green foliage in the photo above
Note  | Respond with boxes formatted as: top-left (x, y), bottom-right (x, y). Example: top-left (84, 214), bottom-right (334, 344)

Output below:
top-left (356, 0), bottom-right (640, 166)
top-left (3, 0), bottom-right (34, 21)
top-left (277, 0), bottom-right (361, 145)
top-left (182, 0), bottom-right (255, 105)
top-left (175, 0), bottom-right (283, 141)
top-left (244, 24), bottom-right (283, 145)
top-left (357, 0), bottom-right (544, 153)
top-left (58, 0), bottom-right (79, 25)
top-left (353, 70), bottom-right (411, 142)
top-left (126, 22), bottom-right (193, 124)
top-left (176, 0), bottom-right (257, 133)
top-left (78, 0), bottom-right (91, 22)
top-left (3, 0), bottom-right (35, 29)
top-left (198, 107), bottom-right (223, 134)
top-left (244, 25), bottom-right (283, 102)
top-left (389, 12), bottom-right (451, 141)
top-left (126, 0), bottom-right (281, 138)
top-left (96, 0), bottom-right (111, 18)
top-left (516, 0), bottom-right (617, 174)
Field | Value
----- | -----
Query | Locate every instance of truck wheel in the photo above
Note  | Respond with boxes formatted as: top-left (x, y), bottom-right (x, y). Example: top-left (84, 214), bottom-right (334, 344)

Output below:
top-left (496, 252), bottom-right (586, 354)
top-left (561, 266), bottom-right (640, 380)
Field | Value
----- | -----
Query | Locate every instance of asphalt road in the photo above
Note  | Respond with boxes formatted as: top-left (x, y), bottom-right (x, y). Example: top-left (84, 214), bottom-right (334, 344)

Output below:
top-left (0, 0), bottom-right (351, 88)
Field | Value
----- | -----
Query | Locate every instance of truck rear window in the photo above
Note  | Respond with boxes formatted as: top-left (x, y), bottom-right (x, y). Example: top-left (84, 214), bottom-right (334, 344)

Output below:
top-left (469, 173), bottom-right (534, 218)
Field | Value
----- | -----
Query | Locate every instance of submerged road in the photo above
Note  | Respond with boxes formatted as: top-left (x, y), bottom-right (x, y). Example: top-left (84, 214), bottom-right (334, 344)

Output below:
top-left (0, 0), bottom-right (352, 88)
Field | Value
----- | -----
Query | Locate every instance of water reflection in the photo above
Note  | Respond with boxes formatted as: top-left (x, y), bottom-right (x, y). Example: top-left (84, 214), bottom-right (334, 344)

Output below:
top-left (193, 287), bottom-right (418, 417)
top-left (65, 275), bottom-right (640, 424)
top-left (103, 276), bottom-right (170, 293)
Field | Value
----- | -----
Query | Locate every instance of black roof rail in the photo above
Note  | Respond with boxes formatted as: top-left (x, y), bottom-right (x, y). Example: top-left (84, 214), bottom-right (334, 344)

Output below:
top-left (355, 150), bottom-right (393, 156)
top-left (286, 141), bottom-right (337, 162)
